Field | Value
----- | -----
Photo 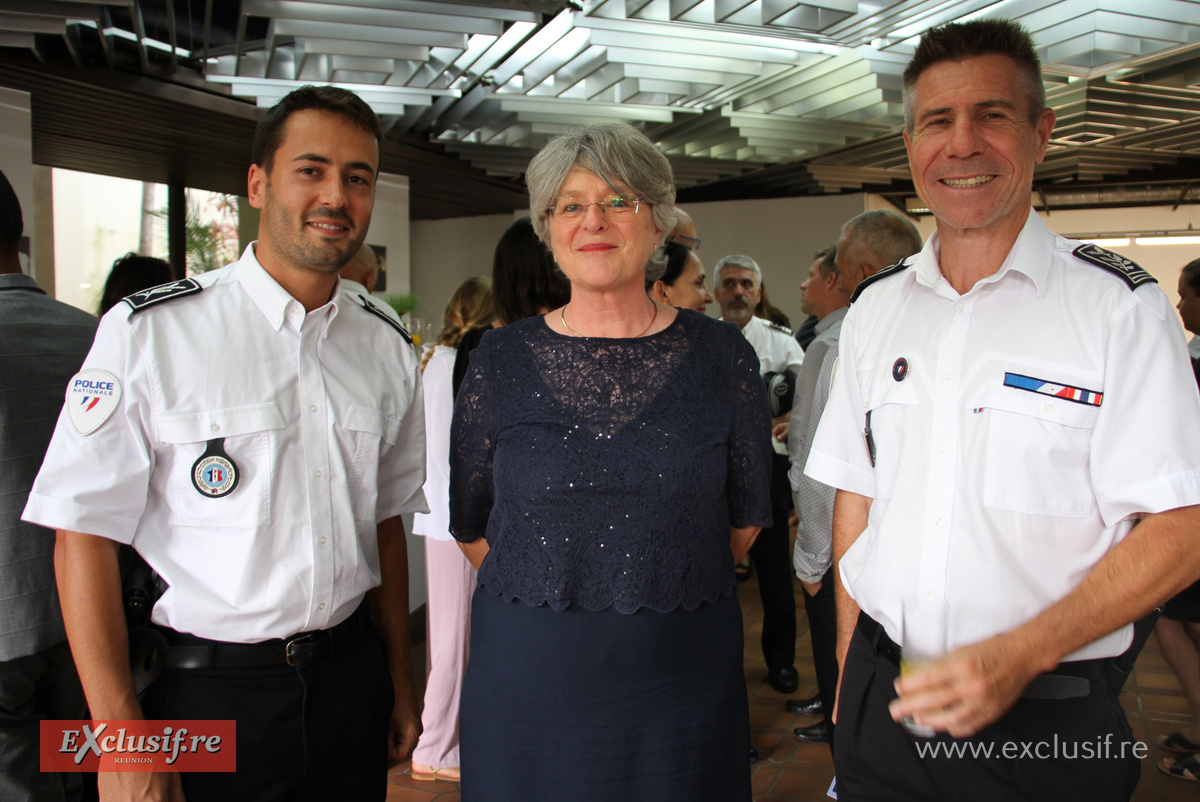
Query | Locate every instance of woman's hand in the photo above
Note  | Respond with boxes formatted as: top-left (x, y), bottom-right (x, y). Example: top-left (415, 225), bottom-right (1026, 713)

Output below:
top-left (730, 526), bottom-right (760, 563)
top-left (457, 538), bottom-right (491, 570)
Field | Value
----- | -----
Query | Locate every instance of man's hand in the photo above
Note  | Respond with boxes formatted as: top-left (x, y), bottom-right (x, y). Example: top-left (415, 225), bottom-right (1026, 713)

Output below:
top-left (98, 769), bottom-right (185, 801)
top-left (386, 690), bottom-right (421, 763)
top-left (771, 421), bottom-right (789, 441)
top-left (888, 631), bottom-right (1041, 738)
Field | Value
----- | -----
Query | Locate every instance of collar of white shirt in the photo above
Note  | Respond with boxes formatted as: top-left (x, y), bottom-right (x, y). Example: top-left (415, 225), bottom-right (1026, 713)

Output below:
top-left (915, 208), bottom-right (1053, 300)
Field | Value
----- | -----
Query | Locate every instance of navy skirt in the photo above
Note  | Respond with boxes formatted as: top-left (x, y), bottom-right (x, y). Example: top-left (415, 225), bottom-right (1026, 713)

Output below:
top-left (459, 588), bottom-right (751, 802)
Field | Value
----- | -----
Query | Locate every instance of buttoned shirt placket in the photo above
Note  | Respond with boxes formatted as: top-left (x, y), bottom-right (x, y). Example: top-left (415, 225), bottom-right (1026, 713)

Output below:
top-left (915, 276), bottom-right (974, 607)
top-left (288, 298), bottom-right (338, 631)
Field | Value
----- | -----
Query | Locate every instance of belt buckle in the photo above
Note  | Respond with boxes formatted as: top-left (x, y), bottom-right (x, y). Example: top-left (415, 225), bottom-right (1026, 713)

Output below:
top-left (285, 633), bottom-right (317, 667)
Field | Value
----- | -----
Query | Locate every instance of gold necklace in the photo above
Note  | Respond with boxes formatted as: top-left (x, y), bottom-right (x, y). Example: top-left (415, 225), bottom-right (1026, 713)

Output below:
top-left (561, 299), bottom-right (658, 338)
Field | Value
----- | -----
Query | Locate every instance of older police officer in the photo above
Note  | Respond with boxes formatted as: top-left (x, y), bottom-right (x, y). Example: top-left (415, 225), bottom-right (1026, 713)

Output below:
top-left (25, 86), bottom-right (425, 801)
top-left (807, 20), bottom-right (1200, 801)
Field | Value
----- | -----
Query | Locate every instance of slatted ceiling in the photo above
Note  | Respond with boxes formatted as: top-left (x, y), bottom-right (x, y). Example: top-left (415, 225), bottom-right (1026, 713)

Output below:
top-left (6, 1), bottom-right (1200, 216)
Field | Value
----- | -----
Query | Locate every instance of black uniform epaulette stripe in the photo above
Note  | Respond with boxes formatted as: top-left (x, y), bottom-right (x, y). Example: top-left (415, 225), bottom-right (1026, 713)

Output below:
top-left (850, 259), bottom-right (910, 303)
top-left (123, 278), bottom-right (203, 314)
top-left (1071, 244), bottom-right (1157, 290)
top-left (764, 320), bottom-right (794, 336)
top-left (357, 295), bottom-right (413, 345)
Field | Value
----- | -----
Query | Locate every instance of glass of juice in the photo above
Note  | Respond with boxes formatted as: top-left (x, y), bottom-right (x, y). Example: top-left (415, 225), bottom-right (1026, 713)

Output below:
top-left (899, 597), bottom-right (947, 737)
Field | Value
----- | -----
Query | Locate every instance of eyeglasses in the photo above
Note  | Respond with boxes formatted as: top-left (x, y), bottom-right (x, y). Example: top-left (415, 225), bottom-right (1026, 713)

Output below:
top-left (673, 234), bottom-right (701, 252)
top-left (548, 196), bottom-right (644, 220)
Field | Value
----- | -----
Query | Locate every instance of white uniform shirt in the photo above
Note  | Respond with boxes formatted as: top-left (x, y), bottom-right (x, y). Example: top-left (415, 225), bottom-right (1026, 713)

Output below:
top-left (734, 315), bottom-right (805, 380)
top-left (24, 245), bottom-right (427, 643)
top-left (411, 345), bottom-right (454, 541)
top-left (806, 210), bottom-right (1200, 661)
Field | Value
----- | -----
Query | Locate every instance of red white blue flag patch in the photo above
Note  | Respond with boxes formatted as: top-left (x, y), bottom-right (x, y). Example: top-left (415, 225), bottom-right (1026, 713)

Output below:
top-left (1003, 372), bottom-right (1103, 407)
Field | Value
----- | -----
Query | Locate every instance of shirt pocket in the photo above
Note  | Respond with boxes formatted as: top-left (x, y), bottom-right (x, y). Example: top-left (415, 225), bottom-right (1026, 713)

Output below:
top-left (156, 403), bottom-right (285, 527)
top-left (860, 374), bottom-right (920, 499)
top-left (974, 382), bottom-right (1099, 517)
top-left (336, 406), bottom-right (403, 525)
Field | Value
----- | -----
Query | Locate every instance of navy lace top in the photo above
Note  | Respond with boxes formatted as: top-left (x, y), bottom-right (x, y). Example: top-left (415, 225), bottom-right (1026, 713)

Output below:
top-left (449, 309), bottom-right (773, 613)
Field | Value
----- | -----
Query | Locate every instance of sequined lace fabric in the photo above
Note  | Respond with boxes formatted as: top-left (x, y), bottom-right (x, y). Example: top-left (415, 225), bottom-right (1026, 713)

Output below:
top-left (450, 310), bottom-right (773, 613)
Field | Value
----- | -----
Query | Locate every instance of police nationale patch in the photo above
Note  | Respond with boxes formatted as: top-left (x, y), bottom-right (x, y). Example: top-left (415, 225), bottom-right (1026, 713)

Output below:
top-left (66, 369), bottom-right (122, 435)
top-left (122, 278), bottom-right (203, 313)
top-left (1071, 244), bottom-right (1156, 291)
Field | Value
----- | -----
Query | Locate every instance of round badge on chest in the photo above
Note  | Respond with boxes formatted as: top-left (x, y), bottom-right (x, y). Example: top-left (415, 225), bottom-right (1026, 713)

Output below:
top-left (892, 358), bottom-right (908, 382)
top-left (192, 438), bottom-right (240, 498)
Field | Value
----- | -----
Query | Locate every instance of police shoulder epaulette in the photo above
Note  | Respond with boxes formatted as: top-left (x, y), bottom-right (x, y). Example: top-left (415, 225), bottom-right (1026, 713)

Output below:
top-left (357, 295), bottom-right (413, 345)
top-left (765, 320), bottom-right (793, 336)
top-left (122, 278), bottom-right (203, 314)
top-left (1071, 244), bottom-right (1157, 291)
top-left (850, 258), bottom-right (911, 303)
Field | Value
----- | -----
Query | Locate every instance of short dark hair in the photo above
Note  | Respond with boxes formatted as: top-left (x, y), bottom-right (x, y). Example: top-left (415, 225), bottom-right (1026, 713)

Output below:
top-left (1182, 257), bottom-right (1200, 294)
top-left (815, 245), bottom-right (837, 278)
top-left (649, 240), bottom-right (694, 290)
top-left (251, 85), bottom-right (382, 172)
top-left (0, 168), bottom-right (22, 250)
top-left (98, 252), bottom-right (173, 315)
top-left (903, 19), bottom-right (1044, 133)
top-left (492, 217), bottom-right (571, 325)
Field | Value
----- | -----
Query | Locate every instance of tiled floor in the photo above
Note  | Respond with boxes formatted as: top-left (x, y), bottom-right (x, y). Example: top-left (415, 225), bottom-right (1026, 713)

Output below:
top-left (387, 569), bottom-right (1199, 801)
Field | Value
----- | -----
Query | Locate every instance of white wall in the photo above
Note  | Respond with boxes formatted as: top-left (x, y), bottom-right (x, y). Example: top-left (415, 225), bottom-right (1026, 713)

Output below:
top-left (409, 197), bottom-right (868, 335)
top-left (409, 196), bottom-right (1200, 339)
top-left (681, 194), bottom-right (867, 325)
top-left (410, 213), bottom-right (517, 324)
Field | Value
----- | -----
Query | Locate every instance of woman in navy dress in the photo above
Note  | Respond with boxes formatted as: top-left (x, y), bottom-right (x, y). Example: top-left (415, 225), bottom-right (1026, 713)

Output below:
top-left (450, 122), bottom-right (773, 801)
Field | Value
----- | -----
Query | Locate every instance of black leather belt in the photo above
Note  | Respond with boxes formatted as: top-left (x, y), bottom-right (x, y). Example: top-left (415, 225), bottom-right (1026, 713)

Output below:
top-left (858, 612), bottom-right (1094, 700)
top-left (154, 603), bottom-right (370, 670)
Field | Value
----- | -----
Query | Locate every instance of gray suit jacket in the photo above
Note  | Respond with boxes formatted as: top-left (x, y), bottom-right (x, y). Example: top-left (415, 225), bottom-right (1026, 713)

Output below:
top-left (0, 273), bottom-right (97, 661)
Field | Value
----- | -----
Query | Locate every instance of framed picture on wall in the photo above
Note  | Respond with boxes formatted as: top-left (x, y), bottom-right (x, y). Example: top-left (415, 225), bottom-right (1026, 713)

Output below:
top-left (370, 243), bottom-right (387, 292)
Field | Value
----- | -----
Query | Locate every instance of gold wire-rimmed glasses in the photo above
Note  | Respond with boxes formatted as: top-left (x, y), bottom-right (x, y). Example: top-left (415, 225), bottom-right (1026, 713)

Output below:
top-left (548, 196), bottom-right (644, 220)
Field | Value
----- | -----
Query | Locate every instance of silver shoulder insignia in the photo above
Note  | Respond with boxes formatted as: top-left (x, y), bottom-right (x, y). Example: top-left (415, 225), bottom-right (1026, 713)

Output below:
top-left (123, 278), bottom-right (203, 314)
top-left (850, 259), bottom-right (911, 304)
top-left (357, 296), bottom-right (413, 346)
top-left (1072, 244), bottom-right (1156, 290)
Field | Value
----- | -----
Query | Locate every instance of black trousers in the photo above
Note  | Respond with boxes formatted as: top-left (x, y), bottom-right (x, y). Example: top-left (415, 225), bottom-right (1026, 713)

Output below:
top-left (747, 454), bottom-right (797, 671)
top-left (801, 567), bottom-right (837, 750)
top-left (140, 619), bottom-right (394, 802)
top-left (834, 615), bottom-right (1139, 802)
top-left (0, 641), bottom-right (87, 802)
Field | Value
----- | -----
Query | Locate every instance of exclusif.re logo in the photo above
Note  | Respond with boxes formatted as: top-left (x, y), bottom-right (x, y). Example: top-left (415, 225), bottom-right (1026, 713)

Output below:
top-left (40, 720), bottom-right (236, 772)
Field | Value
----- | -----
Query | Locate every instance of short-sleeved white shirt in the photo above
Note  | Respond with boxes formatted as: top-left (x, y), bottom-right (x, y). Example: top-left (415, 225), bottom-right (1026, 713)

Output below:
top-left (23, 244), bottom-right (427, 643)
top-left (734, 315), bottom-right (805, 380)
top-left (806, 210), bottom-right (1200, 660)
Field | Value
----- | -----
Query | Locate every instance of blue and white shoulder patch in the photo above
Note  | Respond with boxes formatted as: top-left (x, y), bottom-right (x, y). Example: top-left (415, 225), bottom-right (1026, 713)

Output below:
top-left (122, 278), bottom-right (203, 314)
top-left (357, 295), bottom-right (413, 346)
top-left (1071, 244), bottom-right (1156, 291)
top-left (850, 258), bottom-right (911, 303)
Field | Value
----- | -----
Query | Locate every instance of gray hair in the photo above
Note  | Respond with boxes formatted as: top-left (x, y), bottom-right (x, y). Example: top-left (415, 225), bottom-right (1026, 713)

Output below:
top-left (841, 210), bottom-right (923, 271)
top-left (526, 123), bottom-right (676, 281)
top-left (714, 254), bottom-right (762, 286)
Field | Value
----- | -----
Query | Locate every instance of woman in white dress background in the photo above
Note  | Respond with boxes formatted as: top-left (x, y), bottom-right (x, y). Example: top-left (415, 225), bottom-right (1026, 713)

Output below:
top-left (409, 275), bottom-right (494, 782)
